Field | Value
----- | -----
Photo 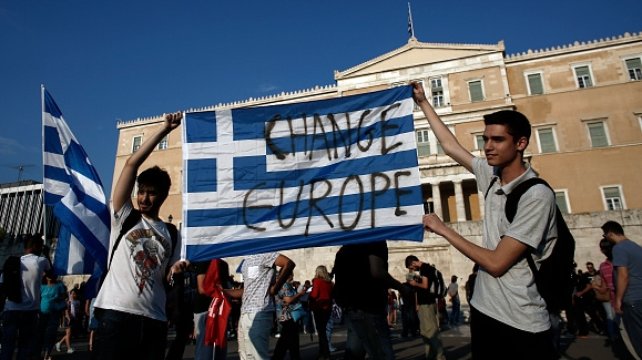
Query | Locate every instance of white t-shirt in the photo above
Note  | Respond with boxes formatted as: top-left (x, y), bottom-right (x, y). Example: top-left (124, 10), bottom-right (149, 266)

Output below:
top-left (94, 202), bottom-right (181, 321)
top-left (447, 282), bottom-right (459, 300)
top-left (1, 254), bottom-right (50, 311)
top-left (470, 157), bottom-right (556, 333)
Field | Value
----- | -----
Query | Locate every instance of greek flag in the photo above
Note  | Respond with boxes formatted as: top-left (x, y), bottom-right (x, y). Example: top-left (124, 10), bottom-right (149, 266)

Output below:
top-left (42, 88), bottom-right (110, 280)
top-left (183, 86), bottom-right (424, 261)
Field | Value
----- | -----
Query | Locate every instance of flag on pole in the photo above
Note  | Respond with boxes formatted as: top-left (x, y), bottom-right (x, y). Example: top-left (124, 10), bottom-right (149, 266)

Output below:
top-left (42, 88), bottom-right (110, 283)
top-left (408, 2), bottom-right (415, 39)
top-left (182, 85), bottom-right (425, 261)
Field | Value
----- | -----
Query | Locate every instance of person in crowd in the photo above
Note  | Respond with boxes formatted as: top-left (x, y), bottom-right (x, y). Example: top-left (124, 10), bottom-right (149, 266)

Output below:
top-left (387, 289), bottom-right (398, 328)
top-left (333, 241), bottom-right (408, 360)
top-left (273, 274), bottom-right (306, 360)
top-left (86, 297), bottom-right (98, 352)
top-left (92, 112), bottom-right (189, 360)
top-left (309, 265), bottom-right (334, 360)
top-left (297, 280), bottom-right (313, 335)
top-left (192, 259), bottom-right (232, 360)
top-left (405, 255), bottom-right (446, 360)
top-left (574, 262), bottom-right (606, 336)
top-left (602, 220), bottom-right (642, 359)
top-left (400, 270), bottom-right (419, 337)
top-left (39, 273), bottom-right (67, 360)
top-left (597, 239), bottom-right (617, 342)
top-left (225, 253), bottom-right (294, 360)
top-left (464, 264), bottom-right (479, 306)
top-left (0, 234), bottom-right (51, 360)
top-left (447, 275), bottom-right (461, 327)
top-left (166, 264), bottom-right (197, 360)
top-left (55, 289), bottom-right (79, 354)
top-left (413, 82), bottom-right (557, 359)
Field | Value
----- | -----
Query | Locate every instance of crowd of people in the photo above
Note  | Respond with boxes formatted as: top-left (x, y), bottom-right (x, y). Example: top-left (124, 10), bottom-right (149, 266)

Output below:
top-left (1, 87), bottom-right (641, 360)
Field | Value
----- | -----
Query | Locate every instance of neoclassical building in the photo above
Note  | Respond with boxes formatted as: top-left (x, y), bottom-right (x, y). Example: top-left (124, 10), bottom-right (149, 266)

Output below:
top-left (114, 32), bottom-right (642, 291)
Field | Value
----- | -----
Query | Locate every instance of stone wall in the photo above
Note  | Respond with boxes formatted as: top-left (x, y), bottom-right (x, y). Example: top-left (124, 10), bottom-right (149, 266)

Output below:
top-left (224, 208), bottom-right (642, 305)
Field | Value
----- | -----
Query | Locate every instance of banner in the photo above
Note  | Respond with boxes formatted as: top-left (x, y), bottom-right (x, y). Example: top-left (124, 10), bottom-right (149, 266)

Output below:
top-left (183, 85), bottom-right (424, 261)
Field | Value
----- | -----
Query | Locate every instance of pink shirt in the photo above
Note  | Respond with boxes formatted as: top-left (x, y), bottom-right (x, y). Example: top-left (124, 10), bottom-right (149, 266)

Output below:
top-left (599, 259), bottom-right (615, 306)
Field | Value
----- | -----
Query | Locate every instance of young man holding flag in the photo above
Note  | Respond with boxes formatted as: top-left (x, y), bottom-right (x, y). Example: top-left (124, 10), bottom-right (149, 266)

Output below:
top-left (93, 112), bottom-right (188, 360)
top-left (412, 82), bottom-right (557, 359)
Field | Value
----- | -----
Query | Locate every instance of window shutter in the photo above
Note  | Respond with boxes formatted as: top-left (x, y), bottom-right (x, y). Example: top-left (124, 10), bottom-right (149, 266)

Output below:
top-left (527, 74), bottom-right (543, 95)
top-left (469, 81), bottom-right (483, 102)
top-left (588, 122), bottom-right (608, 147)
top-left (538, 128), bottom-right (556, 153)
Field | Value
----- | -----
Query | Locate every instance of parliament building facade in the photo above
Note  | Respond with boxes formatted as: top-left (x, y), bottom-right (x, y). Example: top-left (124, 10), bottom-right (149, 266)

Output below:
top-left (114, 32), bottom-right (642, 291)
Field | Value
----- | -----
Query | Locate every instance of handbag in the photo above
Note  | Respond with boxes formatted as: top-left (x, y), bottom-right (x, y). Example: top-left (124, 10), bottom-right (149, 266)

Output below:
top-left (278, 305), bottom-right (292, 322)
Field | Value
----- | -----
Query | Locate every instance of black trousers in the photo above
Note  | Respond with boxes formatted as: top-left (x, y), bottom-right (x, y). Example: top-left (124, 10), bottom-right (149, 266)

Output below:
top-left (470, 306), bottom-right (555, 360)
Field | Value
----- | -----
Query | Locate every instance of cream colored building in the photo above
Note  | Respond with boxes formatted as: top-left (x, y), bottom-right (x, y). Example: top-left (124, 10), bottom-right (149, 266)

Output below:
top-left (114, 32), bottom-right (642, 294)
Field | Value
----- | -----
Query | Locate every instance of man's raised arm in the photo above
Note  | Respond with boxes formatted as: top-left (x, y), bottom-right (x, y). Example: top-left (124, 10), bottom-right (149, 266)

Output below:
top-left (112, 112), bottom-right (182, 213)
top-left (412, 83), bottom-right (474, 172)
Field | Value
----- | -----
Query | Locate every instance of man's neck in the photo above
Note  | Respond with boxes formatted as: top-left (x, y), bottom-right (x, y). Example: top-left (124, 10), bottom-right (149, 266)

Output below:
top-left (498, 161), bottom-right (527, 185)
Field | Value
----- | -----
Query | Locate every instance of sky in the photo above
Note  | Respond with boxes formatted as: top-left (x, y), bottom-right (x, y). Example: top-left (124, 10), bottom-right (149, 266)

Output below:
top-left (2, 0), bottom-right (641, 196)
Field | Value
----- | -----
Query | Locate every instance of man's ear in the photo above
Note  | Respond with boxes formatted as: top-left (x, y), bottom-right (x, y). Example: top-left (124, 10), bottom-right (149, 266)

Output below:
top-left (516, 136), bottom-right (529, 152)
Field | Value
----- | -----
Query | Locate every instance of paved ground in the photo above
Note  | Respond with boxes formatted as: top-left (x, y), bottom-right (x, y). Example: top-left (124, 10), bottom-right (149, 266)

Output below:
top-left (46, 321), bottom-right (625, 360)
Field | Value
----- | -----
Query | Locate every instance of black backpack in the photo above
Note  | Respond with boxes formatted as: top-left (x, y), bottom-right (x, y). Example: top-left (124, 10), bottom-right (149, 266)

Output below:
top-left (2, 256), bottom-right (22, 303)
top-left (487, 177), bottom-right (576, 313)
top-left (425, 264), bottom-right (445, 302)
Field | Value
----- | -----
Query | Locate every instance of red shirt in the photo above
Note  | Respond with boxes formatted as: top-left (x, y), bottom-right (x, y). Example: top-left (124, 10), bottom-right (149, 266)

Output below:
top-left (310, 278), bottom-right (333, 311)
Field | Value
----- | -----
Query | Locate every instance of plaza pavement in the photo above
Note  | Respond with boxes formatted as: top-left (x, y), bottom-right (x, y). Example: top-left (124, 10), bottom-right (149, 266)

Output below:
top-left (47, 320), bottom-right (620, 360)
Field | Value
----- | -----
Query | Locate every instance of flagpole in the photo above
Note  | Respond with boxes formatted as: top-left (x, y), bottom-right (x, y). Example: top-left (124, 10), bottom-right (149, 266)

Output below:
top-left (41, 84), bottom-right (48, 246)
top-left (407, 2), bottom-right (416, 39)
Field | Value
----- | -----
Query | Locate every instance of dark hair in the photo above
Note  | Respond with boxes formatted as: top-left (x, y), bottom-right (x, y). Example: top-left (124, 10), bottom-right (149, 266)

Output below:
top-left (483, 110), bottom-right (531, 144)
top-left (599, 238), bottom-right (613, 260)
top-left (601, 220), bottom-right (624, 236)
top-left (137, 166), bottom-right (171, 198)
top-left (405, 255), bottom-right (419, 268)
top-left (24, 234), bottom-right (44, 251)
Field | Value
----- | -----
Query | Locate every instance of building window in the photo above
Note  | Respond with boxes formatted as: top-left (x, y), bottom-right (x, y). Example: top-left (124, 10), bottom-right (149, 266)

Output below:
top-left (625, 57), bottom-right (642, 81)
top-left (602, 186), bottom-right (625, 211)
top-left (468, 80), bottom-right (484, 102)
top-left (536, 127), bottom-right (558, 153)
top-left (526, 72), bottom-right (544, 95)
top-left (587, 121), bottom-right (609, 148)
top-left (555, 190), bottom-right (570, 214)
top-left (158, 135), bottom-right (168, 150)
top-left (132, 135), bottom-right (142, 153)
top-left (474, 134), bottom-right (485, 150)
top-left (416, 130), bottom-right (431, 157)
top-left (574, 65), bottom-right (593, 88)
top-left (430, 78), bottom-right (445, 107)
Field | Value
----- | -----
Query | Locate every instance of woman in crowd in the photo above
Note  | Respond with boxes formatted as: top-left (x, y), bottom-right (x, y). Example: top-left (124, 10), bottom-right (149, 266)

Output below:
top-left (39, 274), bottom-right (68, 360)
top-left (309, 265), bottom-right (333, 360)
top-left (272, 274), bottom-right (305, 360)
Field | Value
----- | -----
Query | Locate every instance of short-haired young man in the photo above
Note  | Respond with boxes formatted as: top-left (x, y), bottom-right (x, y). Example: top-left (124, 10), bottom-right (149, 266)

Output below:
top-left (0, 235), bottom-right (51, 360)
top-left (93, 113), bottom-right (188, 360)
top-left (404, 255), bottom-right (446, 360)
top-left (601, 220), bottom-right (642, 358)
top-left (412, 83), bottom-right (557, 359)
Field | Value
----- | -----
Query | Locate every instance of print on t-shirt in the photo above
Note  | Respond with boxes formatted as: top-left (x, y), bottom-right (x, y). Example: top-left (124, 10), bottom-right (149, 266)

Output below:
top-left (126, 228), bottom-right (172, 294)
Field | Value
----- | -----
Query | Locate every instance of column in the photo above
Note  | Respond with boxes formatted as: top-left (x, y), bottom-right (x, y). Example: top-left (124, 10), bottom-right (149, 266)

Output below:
top-left (454, 180), bottom-right (466, 222)
top-left (431, 183), bottom-right (442, 219)
top-left (478, 189), bottom-right (485, 218)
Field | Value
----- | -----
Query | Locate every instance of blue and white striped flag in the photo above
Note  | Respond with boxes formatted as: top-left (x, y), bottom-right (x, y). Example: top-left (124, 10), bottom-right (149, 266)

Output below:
top-left (42, 88), bottom-right (110, 279)
top-left (183, 86), bottom-right (424, 261)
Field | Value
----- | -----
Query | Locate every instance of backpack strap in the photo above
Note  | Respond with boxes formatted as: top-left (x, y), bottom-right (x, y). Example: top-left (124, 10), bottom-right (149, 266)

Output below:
top-left (484, 177), bottom-right (499, 200)
top-left (504, 177), bottom-right (550, 222)
top-left (503, 177), bottom-right (554, 278)
top-left (107, 209), bottom-right (142, 270)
